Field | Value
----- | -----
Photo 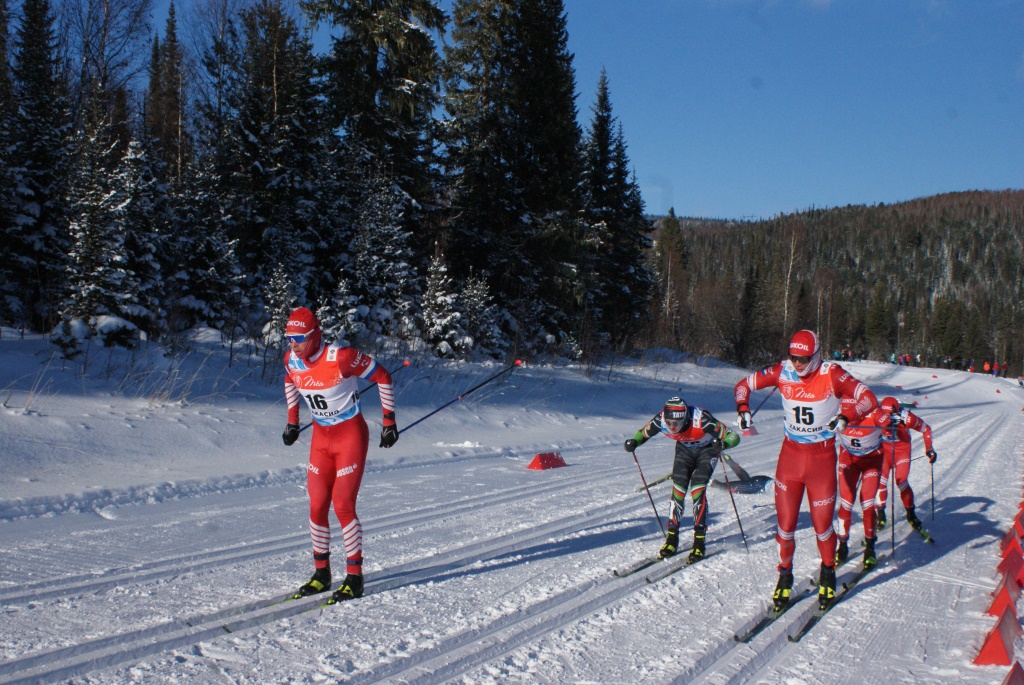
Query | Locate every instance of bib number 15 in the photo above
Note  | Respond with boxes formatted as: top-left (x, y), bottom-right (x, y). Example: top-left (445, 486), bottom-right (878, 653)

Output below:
top-left (792, 406), bottom-right (814, 425)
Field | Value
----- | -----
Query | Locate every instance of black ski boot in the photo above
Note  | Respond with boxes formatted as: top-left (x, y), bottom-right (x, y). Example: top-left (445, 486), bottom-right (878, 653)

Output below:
top-left (876, 507), bottom-right (887, 529)
top-left (863, 537), bottom-right (877, 569)
top-left (292, 566), bottom-right (331, 599)
top-left (773, 568), bottom-right (795, 611)
top-left (330, 573), bottom-right (364, 602)
top-left (906, 506), bottom-right (922, 531)
top-left (835, 538), bottom-right (849, 564)
top-left (687, 534), bottom-right (706, 564)
top-left (818, 563), bottom-right (836, 610)
top-left (659, 529), bottom-right (679, 559)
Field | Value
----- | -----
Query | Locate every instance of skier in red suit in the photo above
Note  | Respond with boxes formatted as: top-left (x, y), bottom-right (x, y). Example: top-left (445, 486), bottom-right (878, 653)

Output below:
top-left (875, 396), bottom-right (937, 532)
top-left (734, 330), bottom-right (877, 610)
top-left (834, 398), bottom-right (892, 569)
top-left (281, 307), bottom-right (399, 603)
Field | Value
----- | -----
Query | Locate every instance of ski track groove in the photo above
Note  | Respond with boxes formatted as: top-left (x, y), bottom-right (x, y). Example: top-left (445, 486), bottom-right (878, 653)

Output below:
top-left (0, 459), bottom-right (688, 684)
top-left (0, 461), bottom-right (626, 606)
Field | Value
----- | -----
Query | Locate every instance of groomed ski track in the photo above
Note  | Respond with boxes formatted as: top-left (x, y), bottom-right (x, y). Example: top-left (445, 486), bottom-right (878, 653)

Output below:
top-left (1, 362), bottom-right (1021, 684)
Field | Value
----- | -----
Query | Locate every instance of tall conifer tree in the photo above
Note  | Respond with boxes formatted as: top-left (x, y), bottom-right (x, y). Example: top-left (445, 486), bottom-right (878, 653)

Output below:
top-left (442, 0), bottom-right (583, 353)
top-left (581, 70), bottom-right (653, 351)
top-left (9, 0), bottom-right (71, 330)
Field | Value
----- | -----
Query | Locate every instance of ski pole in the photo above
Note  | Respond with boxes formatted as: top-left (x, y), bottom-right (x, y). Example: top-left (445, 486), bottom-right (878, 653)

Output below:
top-left (299, 359), bottom-right (410, 434)
top-left (889, 440), bottom-right (896, 561)
top-left (630, 450), bottom-right (665, 536)
top-left (930, 460), bottom-right (935, 521)
top-left (634, 471), bottom-right (673, 493)
top-left (399, 360), bottom-right (522, 435)
top-left (719, 457), bottom-right (749, 552)
top-left (750, 385), bottom-right (778, 419)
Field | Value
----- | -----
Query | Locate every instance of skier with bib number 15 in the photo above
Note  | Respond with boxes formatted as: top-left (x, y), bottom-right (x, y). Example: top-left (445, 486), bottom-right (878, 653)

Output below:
top-left (734, 330), bottom-right (877, 611)
top-left (624, 396), bottom-right (741, 564)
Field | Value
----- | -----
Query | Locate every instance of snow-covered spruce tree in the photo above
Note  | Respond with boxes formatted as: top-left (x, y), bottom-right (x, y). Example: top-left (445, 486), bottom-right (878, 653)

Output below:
top-left (460, 269), bottom-right (507, 359)
top-left (61, 112), bottom-right (137, 348)
top-left (316, 272), bottom-right (358, 345)
top-left (441, 0), bottom-right (584, 354)
top-left (304, 0), bottom-right (446, 257)
top-left (109, 138), bottom-right (169, 339)
top-left (422, 253), bottom-right (468, 358)
top-left (8, 0), bottom-right (72, 331)
top-left (228, 0), bottom-right (322, 305)
top-left (261, 262), bottom-right (295, 375)
top-left (164, 157), bottom-right (246, 335)
top-left (0, 0), bottom-right (17, 326)
top-left (350, 166), bottom-right (420, 339)
top-left (581, 70), bottom-right (653, 351)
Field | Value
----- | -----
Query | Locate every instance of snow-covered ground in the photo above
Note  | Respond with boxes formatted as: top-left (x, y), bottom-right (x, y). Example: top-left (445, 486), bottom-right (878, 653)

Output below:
top-left (1, 328), bottom-right (1022, 684)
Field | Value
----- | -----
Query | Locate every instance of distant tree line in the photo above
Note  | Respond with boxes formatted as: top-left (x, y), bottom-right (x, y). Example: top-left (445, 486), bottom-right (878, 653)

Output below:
top-left (0, 0), bottom-right (653, 361)
top-left (648, 191), bottom-right (1024, 376)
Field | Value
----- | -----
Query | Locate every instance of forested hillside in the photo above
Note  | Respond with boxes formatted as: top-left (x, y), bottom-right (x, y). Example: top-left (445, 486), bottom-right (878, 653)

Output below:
top-left (648, 190), bottom-right (1024, 375)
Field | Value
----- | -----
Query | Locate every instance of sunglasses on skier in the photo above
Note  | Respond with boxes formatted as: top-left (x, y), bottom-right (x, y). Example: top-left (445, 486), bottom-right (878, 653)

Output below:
top-left (663, 409), bottom-right (686, 431)
top-left (286, 333), bottom-right (308, 344)
top-left (789, 354), bottom-right (811, 364)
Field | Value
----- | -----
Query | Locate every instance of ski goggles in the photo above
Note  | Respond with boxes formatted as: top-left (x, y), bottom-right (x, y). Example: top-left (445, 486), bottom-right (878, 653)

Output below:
top-left (788, 354), bottom-right (811, 364)
top-left (285, 333), bottom-right (308, 344)
top-left (663, 409), bottom-right (687, 430)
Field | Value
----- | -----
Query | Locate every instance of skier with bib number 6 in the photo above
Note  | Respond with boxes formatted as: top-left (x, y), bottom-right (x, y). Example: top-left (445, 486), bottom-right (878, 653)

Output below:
top-left (281, 307), bottom-right (399, 604)
top-left (875, 396), bottom-right (936, 532)
top-left (733, 330), bottom-right (877, 611)
top-left (624, 396), bottom-right (741, 564)
top-left (834, 397), bottom-right (893, 569)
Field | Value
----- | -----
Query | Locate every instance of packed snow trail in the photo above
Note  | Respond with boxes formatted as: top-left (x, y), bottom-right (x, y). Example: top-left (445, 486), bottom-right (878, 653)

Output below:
top-left (1, 340), bottom-right (1022, 684)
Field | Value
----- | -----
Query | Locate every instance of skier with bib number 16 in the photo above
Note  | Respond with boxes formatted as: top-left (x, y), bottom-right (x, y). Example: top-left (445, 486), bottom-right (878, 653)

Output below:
top-left (734, 330), bottom-right (877, 611)
top-left (281, 307), bottom-right (399, 604)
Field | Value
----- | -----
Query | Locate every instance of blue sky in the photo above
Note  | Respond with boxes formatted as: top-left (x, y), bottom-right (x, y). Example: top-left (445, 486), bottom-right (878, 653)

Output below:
top-left (162, 0), bottom-right (1024, 220)
top-left (563, 1), bottom-right (1024, 219)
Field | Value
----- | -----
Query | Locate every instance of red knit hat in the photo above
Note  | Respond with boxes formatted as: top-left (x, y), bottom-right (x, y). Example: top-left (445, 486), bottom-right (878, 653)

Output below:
top-left (286, 307), bottom-right (318, 336)
top-left (285, 307), bottom-right (322, 358)
top-left (788, 329), bottom-right (821, 377)
top-left (789, 330), bottom-right (819, 357)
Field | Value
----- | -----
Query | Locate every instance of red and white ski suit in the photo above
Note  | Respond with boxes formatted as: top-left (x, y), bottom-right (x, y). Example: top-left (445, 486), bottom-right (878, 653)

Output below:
top-left (836, 404), bottom-right (891, 541)
top-left (877, 408), bottom-right (933, 513)
top-left (284, 344), bottom-right (395, 575)
top-left (734, 361), bottom-right (876, 571)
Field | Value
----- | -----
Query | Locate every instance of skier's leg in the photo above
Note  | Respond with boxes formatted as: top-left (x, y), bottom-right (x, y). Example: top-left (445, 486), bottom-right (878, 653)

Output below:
top-left (307, 426), bottom-right (335, 569)
top-left (328, 416), bottom-right (370, 577)
top-left (859, 454), bottom-right (883, 539)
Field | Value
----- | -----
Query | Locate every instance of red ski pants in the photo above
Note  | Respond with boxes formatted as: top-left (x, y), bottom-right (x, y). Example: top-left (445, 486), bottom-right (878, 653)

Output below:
top-left (878, 440), bottom-right (914, 511)
top-left (307, 414), bottom-right (369, 575)
top-left (774, 439), bottom-right (837, 571)
top-left (836, 448), bottom-right (883, 540)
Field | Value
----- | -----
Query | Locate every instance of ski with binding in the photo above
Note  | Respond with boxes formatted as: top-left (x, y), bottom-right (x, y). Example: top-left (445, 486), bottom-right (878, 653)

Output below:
top-left (787, 555), bottom-right (885, 642)
top-left (644, 551), bottom-right (716, 583)
top-left (613, 556), bottom-right (663, 578)
top-left (733, 580), bottom-right (815, 643)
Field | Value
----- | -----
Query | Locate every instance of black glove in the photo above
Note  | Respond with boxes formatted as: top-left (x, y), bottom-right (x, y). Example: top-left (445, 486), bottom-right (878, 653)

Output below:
top-left (282, 423), bottom-right (300, 446)
top-left (380, 412), bottom-right (399, 448)
top-left (926, 449), bottom-right (937, 464)
top-left (738, 411), bottom-right (752, 431)
top-left (827, 414), bottom-right (848, 432)
top-left (890, 413), bottom-right (904, 426)
top-left (624, 438), bottom-right (638, 452)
